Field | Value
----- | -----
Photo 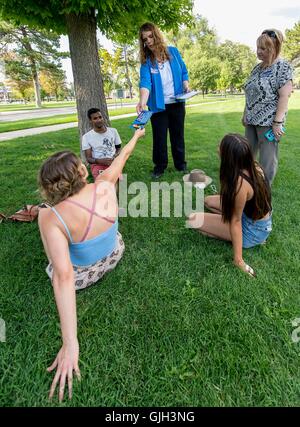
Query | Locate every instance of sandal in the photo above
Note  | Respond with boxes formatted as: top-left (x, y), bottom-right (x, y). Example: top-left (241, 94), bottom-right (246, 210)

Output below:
top-left (8, 204), bottom-right (40, 222)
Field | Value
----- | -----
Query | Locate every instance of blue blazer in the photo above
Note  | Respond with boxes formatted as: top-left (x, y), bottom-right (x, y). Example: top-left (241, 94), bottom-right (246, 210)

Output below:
top-left (139, 46), bottom-right (189, 113)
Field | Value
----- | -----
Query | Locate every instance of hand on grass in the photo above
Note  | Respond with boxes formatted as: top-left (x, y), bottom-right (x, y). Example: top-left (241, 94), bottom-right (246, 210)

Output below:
top-left (47, 340), bottom-right (80, 402)
top-left (234, 259), bottom-right (256, 278)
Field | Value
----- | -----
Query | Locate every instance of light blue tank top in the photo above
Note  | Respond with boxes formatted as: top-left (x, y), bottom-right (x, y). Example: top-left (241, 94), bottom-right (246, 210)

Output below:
top-left (51, 207), bottom-right (118, 267)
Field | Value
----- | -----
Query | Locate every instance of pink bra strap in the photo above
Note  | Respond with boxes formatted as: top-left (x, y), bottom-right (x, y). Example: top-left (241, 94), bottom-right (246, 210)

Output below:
top-left (64, 200), bottom-right (115, 223)
top-left (79, 184), bottom-right (97, 242)
top-left (64, 184), bottom-right (116, 241)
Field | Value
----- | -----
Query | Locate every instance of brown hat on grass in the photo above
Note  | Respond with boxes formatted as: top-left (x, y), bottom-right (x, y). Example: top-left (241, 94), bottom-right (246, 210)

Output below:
top-left (183, 169), bottom-right (212, 189)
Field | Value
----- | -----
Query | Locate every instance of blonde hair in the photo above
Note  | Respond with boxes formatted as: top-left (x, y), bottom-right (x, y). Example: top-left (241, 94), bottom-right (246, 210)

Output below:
top-left (257, 29), bottom-right (284, 65)
top-left (38, 151), bottom-right (86, 205)
top-left (139, 22), bottom-right (170, 64)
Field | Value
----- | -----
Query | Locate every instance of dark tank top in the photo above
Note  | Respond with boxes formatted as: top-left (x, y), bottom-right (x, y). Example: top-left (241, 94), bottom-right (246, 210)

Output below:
top-left (240, 171), bottom-right (271, 219)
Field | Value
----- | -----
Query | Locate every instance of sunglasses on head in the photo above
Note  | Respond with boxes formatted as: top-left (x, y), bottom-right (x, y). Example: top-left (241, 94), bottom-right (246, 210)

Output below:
top-left (262, 30), bottom-right (277, 39)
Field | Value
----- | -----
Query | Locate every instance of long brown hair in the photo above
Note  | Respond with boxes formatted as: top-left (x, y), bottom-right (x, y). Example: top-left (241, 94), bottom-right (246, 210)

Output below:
top-left (39, 151), bottom-right (86, 205)
top-left (138, 22), bottom-right (170, 64)
top-left (219, 134), bottom-right (272, 222)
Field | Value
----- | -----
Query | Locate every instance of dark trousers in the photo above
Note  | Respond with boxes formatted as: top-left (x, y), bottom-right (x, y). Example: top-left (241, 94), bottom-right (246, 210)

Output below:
top-left (150, 102), bottom-right (186, 173)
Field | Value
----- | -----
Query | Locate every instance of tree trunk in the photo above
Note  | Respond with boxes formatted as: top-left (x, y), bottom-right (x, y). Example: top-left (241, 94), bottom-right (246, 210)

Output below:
top-left (66, 11), bottom-right (109, 160)
top-left (32, 71), bottom-right (42, 108)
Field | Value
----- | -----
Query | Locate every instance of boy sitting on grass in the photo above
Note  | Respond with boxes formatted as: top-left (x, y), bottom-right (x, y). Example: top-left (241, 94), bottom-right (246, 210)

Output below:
top-left (82, 108), bottom-right (122, 181)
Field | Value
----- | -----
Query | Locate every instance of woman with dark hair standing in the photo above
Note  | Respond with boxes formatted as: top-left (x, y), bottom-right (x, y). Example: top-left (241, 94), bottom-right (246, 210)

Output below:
top-left (243, 29), bottom-right (293, 185)
top-left (189, 134), bottom-right (272, 277)
top-left (137, 22), bottom-right (190, 179)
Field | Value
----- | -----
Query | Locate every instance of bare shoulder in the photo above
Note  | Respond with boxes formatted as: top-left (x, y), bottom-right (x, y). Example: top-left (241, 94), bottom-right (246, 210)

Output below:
top-left (236, 175), bottom-right (252, 202)
top-left (236, 175), bottom-right (249, 192)
top-left (38, 206), bottom-right (54, 228)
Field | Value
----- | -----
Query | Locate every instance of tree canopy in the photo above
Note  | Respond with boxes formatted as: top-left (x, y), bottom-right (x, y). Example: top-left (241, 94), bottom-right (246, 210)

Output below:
top-left (0, 0), bottom-right (194, 41)
top-left (283, 21), bottom-right (300, 63)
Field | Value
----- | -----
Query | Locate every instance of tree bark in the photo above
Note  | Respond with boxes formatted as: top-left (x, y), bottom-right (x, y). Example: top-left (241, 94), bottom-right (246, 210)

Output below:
top-left (32, 70), bottom-right (42, 108)
top-left (66, 11), bottom-right (109, 160)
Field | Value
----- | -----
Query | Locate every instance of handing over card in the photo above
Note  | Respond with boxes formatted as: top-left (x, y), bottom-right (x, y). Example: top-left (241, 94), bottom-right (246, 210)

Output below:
top-left (130, 110), bottom-right (153, 129)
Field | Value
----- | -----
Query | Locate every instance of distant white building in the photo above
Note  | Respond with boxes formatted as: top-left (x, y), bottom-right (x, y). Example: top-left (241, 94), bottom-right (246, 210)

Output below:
top-left (0, 62), bottom-right (12, 102)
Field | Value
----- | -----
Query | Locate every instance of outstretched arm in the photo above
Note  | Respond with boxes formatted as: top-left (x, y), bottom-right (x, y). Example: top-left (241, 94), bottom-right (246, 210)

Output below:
top-left (97, 128), bottom-right (145, 184)
top-left (39, 210), bottom-right (80, 402)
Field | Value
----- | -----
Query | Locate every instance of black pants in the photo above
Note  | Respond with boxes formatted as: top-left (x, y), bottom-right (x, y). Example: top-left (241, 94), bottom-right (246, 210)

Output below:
top-left (150, 102), bottom-right (186, 173)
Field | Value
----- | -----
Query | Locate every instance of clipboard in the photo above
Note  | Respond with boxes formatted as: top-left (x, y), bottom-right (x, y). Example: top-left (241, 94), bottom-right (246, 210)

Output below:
top-left (170, 90), bottom-right (199, 100)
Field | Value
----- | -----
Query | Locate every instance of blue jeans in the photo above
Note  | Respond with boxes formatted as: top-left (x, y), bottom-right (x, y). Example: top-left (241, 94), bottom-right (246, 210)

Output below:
top-left (242, 212), bottom-right (272, 248)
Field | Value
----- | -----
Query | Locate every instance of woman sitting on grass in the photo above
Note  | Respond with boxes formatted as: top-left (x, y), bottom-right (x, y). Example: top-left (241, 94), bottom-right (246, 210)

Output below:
top-left (38, 127), bottom-right (145, 402)
top-left (189, 133), bottom-right (272, 278)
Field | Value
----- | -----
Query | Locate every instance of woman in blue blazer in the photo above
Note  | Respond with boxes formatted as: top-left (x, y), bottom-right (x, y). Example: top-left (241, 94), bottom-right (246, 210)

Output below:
top-left (137, 22), bottom-right (190, 178)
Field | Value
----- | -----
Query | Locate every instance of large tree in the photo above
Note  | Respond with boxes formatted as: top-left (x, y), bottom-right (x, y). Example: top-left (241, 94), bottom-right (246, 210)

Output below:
top-left (165, 15), bottom-right (218, 59)
top-left (112, 43), bottom-right (139, 98)
top-left (283, 21), bottom-right (300, 84)
top-left (217, 41), bottom-right (256, 91)
top-left (0, 0), bottom-right (194, 153)
top-left (0, 20), bottom-right (66, 107)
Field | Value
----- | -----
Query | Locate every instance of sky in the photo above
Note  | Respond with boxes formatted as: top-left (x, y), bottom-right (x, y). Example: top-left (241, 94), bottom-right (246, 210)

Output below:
top-left (61, 0), bottom-right (300, 83)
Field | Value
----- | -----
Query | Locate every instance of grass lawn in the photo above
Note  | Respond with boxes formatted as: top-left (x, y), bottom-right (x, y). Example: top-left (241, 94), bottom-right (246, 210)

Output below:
top-left (0, 99), bottom-right (137, 112)
top-left (0, 107), bottom-right (137, 133)
top-left (0, 96), bottom-right (244, 134)
top-left (0, 92), bottom-right (300, 407)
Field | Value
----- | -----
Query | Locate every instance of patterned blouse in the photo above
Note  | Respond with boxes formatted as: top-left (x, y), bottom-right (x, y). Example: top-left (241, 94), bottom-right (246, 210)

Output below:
top-left (244, 59), bottom-right (293, 126)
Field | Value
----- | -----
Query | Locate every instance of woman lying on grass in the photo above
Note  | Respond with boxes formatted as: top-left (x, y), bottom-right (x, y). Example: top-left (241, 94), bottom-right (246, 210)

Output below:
top-left (38, 127), bottom-right (145, 402)
top-left (188, 133), bottom-right (272, 278)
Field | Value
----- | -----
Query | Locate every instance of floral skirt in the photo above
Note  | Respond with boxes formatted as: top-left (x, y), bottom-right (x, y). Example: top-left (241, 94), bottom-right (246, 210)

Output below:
top-left (46, 232), bottom-right (125, 291)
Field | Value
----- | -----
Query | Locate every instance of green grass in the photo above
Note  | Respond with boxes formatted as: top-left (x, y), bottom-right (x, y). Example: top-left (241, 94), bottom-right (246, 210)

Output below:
top-left (0, 95), bottom-right (243, 134)
top-left (0, 107), bottom-right (138, 133)
top-left (0, 99), bottom-right (139, 112)
top-left (0, 92), bottom-right (300, 407)
top-left (0, 101), bottom-right (76, 111)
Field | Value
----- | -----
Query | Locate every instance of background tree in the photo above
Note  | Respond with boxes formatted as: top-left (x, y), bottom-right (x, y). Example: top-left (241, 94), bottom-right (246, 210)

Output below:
top-left (0, 0), bottom-right (194, 156)
top-left (283, 21), bottom-right (300, 87)
top-left (0, 20), bottom-right (67, 107)
top-left (165, 15), bottom-right (218, 59)
top-left (112, 43), bottom-right (139, 98)
top-left (1, 50), bottom-right (33, 100)
top-left (39, 65), bottom-right (67, 100)
top-left (283, 21), bottom-right (300, 62)
top-left (217, 41), bottom-right (256, 92)
top-left (216, 60), bottom-right (234, 95)
top-left (188, 57), bottom-right (221, 96)
top-left (98, 47), bottom-right (114, 97)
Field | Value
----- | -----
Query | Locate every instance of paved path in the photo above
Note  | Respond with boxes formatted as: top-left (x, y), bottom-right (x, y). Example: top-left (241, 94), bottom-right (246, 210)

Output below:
top-left (0, 103), bottom-right (136, 122)
top-left (0, 112), bottom-right (137, 142)
top-left (0, 98), bottom-right (244, 142)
